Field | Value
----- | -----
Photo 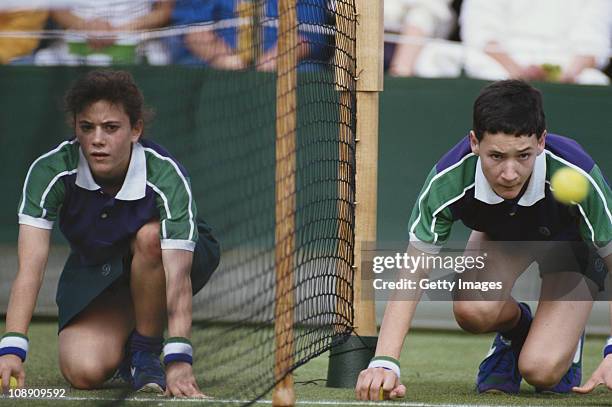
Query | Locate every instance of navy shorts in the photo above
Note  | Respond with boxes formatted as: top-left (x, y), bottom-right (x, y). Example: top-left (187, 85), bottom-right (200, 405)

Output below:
top-left (537, 240), bottom-right (608, 292)
top-left (56, 219), bottom-right (220, 331)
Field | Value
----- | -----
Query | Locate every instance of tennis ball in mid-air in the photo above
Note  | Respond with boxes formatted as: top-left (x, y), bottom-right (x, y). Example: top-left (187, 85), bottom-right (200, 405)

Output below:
top-left (551, 167), bottom-right (589, 204)
top-left (9, 376), bottom-right (18, 389)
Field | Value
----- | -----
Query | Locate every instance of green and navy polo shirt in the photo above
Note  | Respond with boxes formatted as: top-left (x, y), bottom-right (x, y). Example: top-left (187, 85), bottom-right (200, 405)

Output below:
top-left (18, 138), bottom-right (198, 264)
top-left (408, 134), bottom-right (611, 256)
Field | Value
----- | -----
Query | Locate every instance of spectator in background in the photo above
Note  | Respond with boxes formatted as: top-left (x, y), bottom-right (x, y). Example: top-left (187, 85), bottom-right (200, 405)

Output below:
top-left (384, 0), bottom-right (458, 77)
top-left (170, 0), bottom-right (241, 68)
top-left (36, 0), bottom-right (174, 65)
top-left (0, 9), bottom-right (49, 64)
top-left (460, 0), bottom-right (611, 85)
top-left (171, 0), bottom-right (330, 71)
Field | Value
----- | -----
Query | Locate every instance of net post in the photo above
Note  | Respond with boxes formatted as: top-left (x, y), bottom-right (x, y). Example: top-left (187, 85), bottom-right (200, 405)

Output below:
top-left (273, 0), bottom-right (297, 406)
top-left (353, 0), bottom-right (383, 338)
top-left (327, 0), bottom-right (383, 388)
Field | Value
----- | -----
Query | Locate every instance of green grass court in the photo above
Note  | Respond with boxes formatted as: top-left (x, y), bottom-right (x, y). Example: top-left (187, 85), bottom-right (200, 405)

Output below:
top-left (3, 321), bottom-right (612, 406)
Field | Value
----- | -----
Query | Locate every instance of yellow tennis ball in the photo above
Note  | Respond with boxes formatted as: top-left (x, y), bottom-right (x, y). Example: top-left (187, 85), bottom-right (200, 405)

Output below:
top-left (551, 167), bottom-right (589, 204)
top-left (379, 387), bottom-right (389, 400)
top-left (9, 376), bottom-right (18, 389)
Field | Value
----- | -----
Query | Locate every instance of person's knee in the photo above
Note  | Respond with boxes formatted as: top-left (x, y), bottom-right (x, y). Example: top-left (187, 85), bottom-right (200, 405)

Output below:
top-left (133, 221), bottom-right (162, 261)
top-left (60, 356), bottom-right (117, 389)
top-left (59, 330), bottom-right (125, 390)
top-left (453, 302), bottom-right (502, 333)
top-left (519, 353), bottom-right (566, 388)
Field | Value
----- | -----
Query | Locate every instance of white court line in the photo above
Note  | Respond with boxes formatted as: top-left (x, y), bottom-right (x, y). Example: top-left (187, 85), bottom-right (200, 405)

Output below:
top-left (0, 395), bottom-right (549, 407)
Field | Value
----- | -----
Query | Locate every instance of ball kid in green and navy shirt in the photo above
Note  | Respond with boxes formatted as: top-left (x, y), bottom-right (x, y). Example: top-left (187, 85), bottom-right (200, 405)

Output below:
top-left (0, 70), bottom-right (219, 396)
top-left (357, 80), bottom-right (611, 401)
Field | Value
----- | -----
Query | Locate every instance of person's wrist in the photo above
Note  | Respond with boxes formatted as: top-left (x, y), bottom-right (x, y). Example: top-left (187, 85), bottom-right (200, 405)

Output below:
top-left (0, 332), bottom-right (29, 362)
top-left (602, 336), bottom-right (612, 359)
top-left (368, 355), bottom-right (401, 378)
top-left (163, 337), bottom-right (193, 365)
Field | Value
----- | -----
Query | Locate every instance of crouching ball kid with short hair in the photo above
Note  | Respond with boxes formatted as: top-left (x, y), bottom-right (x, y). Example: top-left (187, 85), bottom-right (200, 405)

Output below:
top-left (356, 80), bottom-right (612, 400)
top-left (0, 70), bottom-right (220, 397)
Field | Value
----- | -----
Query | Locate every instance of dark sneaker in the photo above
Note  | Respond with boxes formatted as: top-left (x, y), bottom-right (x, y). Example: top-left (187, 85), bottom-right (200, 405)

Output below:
top-left (111, 353), bottom-right (132, 385)
top-left (476, 302), bottom-right (533, 394)
top-left (536, 333), bottom-right (584, 394)
top-left (476, 333), bottom-right (522, 394)
top-left (131, 351), bottom-right (166, 393)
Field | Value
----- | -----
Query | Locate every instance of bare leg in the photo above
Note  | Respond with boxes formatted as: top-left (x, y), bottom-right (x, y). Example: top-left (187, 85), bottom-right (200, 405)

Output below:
top-left (519, 272), bottom-right (594, 388)
top-left (58, 283), bottom-right (134, 389)
top-left (453, 231), bottom-right (533, 333)
top-left (130, 221), bottom-right (167, 337)
top-left (59, 220), bottom-right (168, 390)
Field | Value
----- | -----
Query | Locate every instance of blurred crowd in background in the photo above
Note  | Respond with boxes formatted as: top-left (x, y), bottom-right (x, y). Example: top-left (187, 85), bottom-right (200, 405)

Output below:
top-left (1, 0), bottom-right (611, 85)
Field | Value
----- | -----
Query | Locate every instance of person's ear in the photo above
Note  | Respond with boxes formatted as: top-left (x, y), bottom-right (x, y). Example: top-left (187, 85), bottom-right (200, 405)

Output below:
top-left (469, 131), bottom-right (480, 155)
top-left (536, 130), bottom-right (547, 154)
top-left (131, 119), bottom-right (143, 142)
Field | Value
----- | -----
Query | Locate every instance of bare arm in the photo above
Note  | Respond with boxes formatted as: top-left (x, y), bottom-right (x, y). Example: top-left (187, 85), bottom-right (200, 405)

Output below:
top-left (50, 9), bottom-right (115, 49)
top-left (53, 0), bottom-right (174, 31)
top-left (560, 55), bottom-right (597, 83)
top-left (388, 25), bottom-right (426, 77)
top-left (162, 249), bottom-right (194, 339)
top-left (256, 35), bottom-right (311, 72)
top-left (116, 0), bottom-right (175, 31)
top-left (483, 41), bottom-right (546, 81)
top-left (184, 30), bottom-right (244, 70)
top-left (0, 225), bottom-right (50, 390)
top-left (573, 254), bottom-right (612, 394)
top-left (6, 225), bottom-right (51, 334)
top-left (162, 248), bottom-right (205, 398)
top-left (355, 245), bottom-right (432, 400)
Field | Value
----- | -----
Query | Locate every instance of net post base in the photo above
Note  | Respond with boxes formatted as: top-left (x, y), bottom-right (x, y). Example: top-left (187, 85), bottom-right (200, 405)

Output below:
top-left (326, 334), bottom-right (377, 388)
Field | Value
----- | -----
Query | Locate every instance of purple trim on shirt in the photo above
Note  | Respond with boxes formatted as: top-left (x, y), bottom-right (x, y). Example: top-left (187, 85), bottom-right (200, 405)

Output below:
top-left (436, 135), bottom-right (472, 172)
top-left (545, 134), bottom-right (595, 173)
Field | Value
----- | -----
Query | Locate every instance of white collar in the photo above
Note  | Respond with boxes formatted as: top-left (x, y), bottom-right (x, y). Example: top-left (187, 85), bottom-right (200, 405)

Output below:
top-left (75, 142), bottom-right (146, 201)
top-left (474, 152), bottom-right (546, 206)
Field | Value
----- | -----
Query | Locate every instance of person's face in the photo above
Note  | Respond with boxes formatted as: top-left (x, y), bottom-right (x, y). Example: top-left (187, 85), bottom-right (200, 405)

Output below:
top-left (470, 130), bottom-right (546, 200)
top-left (75, 100), bottom-right (142, 185)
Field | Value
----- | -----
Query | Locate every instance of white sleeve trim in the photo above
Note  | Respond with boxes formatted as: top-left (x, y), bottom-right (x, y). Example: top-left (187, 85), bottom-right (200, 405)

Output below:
top-left (18, 214), bottom-right (53, 230)
top-left (161, 239), bottom-right (196, 252)
top-left (409, 233), bottom-right (443, 254)
top-left (598, 241), bottom-right (612, 258)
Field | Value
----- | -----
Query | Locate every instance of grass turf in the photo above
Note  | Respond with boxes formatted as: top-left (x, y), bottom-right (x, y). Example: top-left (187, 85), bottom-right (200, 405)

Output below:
top-left (2, 321), bottom-right (612, 406)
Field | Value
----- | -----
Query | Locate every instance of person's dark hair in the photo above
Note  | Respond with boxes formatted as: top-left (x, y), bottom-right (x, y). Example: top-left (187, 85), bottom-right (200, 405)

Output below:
top-left (65, 69), bottom-right (151, 131)
top-left (473, 80), bottom-right (546, 141)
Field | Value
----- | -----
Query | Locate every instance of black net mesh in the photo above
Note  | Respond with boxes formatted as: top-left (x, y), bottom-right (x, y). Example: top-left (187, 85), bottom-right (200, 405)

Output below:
top-left (178, 0), bottom-right (358, 403)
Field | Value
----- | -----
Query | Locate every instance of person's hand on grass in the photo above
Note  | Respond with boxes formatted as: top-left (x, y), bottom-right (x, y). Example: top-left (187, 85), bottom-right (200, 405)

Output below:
top-left (355, 367), bottom-right (406, 400)
top-left (0, 354), bottom-right (24, 392)
top-left (165, 361), bottom-right (208, 398)
top-left (573, 355), bottom-right (612, 394)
